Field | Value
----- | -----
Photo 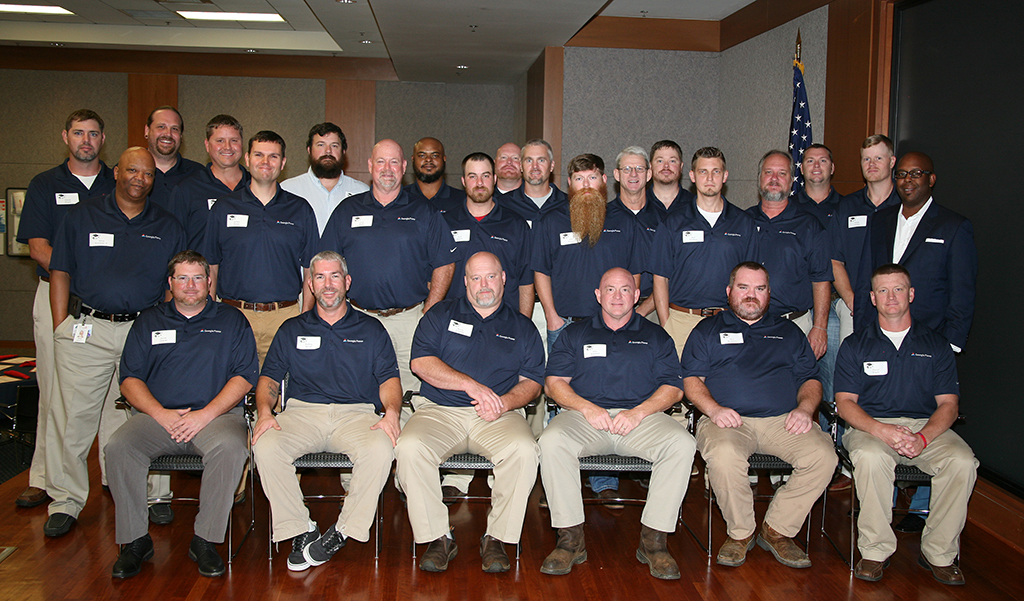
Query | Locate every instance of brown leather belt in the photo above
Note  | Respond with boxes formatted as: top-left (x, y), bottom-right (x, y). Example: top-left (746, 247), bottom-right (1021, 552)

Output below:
top-left (781, 309), bottom-right (809, 321)
top-left (39, 275), bottom-right (50, 283)
top-left (669, 304), bottom-right (724, 317)
top-left (350, 300), bottom-right (420, 318)
top-left (221, 299), bottom-right (298, 312)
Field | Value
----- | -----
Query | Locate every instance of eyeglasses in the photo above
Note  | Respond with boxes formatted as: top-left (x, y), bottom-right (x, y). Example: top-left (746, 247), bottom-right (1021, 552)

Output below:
top-left (618, 166), bottom-right (648, 175)
top-left (894, 169), bottom-right (932, 180)
top-left (172, 275), bottom-right (207, 284)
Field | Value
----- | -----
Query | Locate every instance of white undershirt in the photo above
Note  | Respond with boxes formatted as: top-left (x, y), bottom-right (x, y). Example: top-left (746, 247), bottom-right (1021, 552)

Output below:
top-left (893, 197), bottom-right (933, 262)
top-left (697, 206), bottom-right (722, 228)
top-left (527, 189), bottom-right (552, 209)
top-left (882, 325), bottom-right (910, 350)
top-left (74, 173), bottom-right (98, 190)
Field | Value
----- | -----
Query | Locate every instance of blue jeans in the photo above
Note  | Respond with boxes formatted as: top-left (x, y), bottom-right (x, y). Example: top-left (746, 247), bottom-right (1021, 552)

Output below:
top-left (894, 485), bottom-right (931, 513)
top-left (817, 300), bottom-right (843, 444)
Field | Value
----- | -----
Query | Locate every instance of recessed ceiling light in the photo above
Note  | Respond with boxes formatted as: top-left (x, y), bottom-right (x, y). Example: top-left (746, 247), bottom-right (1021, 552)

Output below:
top-left (361, 39), bottom-right (372, 44)
top-left (456, 65), bottom-right (468, 69)
top-left (0, 4), bottom-right (73, 14)
top-left (336, 0), bottom-right (355, 3)
top-left (176, 11), bottom-right (284, 22)
top-left (245, 49), bottom-right (258, 53)
top-left (50, 42), bottom-right (64, 47)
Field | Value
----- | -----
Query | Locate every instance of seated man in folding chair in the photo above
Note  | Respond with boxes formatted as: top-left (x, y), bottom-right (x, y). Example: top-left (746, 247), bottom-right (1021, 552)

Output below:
top-left (108, 250), bottom-right (258, 579)
top-left (252, 250), bottom-right (402, 572)
top-left (682, 261), bottom-right (835, 569)
top-left (538, 267), bottom-right (695, 580)
top-left (395, 251), bottom-right (544, 573)
top-left (834, 263), bottom-right (977, 585)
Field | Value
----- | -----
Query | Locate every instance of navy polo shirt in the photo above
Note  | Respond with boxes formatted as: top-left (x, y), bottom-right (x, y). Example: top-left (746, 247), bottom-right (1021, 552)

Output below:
top-left (681, 311), bottom-right (819, 418)
top-left (645, 185), bottom-right (696, 220)
top-left (167, 164), bottom-right (250, 251)
top-left (747, 201), bottom-right (833, 316)
top-left (546, 312), bottom-right (682, 410)
top-left (532, 201), bottom-right (641, 318)
top-left (828, 186), bottom-right (901, 286)
top-left (50, 194), bottom-right (186, 314)
top-left (261, 305), bottom-right (399, 410)
top-left (17, 159), bottom-right (115, 278)
top-left (319, 189), bottom-right (456, 310)
top-left (651, 199), bottom-right (759, 308)
top-left (794, 186), bottom-right (843, 229)
top-left (149, 154), bottom-right (203, 211)
top-left (412, 297), bottom-right (544, 408)
top-left (610, 197), bottom-right (659, 297)
top-left (443, 201), bottom-right (533, 311)
top-left (403, 181), bottom-right (467, 215)
top-left (834, 321), bottom-right (959, 419)
top-left (496, 183), bottom-right (568, 229)
top-left (119, 298), bottom-right (258, 411)
top-left (203, 184), bottom-right (319, 304)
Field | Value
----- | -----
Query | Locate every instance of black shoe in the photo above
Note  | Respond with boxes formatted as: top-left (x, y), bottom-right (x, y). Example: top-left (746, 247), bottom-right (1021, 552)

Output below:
top-left (112, 534), bottom-right (154, 578)
top-left (303, 524), bottom-right (346, 567)
top-left (441, 485), bottom-right (463, 506)
top-left (188, 536), bottom-right (225, 577)
top-left (148, 503), bottom-right (174, 525)
top-left (43, 513), bottom-right (76, 537)
top-left (894, 513), bottom-right (926, 533)
top-left (287, 523), bottom-right (320, 572)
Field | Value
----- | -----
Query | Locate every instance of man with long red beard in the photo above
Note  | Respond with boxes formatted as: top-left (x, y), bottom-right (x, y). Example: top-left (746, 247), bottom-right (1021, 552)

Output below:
top-left (532, 154), bottom-right (642, 354)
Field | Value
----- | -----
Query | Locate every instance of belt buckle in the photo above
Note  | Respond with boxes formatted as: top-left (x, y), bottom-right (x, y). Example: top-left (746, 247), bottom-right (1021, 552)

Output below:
top-left (699, 308), bottom-right (716, 317)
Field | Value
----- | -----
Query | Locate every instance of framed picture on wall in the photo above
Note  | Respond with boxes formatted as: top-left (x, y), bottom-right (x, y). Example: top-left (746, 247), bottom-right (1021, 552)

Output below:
top-left (6, 188), bottom-right (29, 257)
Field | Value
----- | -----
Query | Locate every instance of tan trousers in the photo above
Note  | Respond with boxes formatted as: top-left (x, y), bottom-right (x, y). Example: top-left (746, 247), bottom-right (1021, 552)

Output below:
top-left (844, 418), bottom-right (978, 565)
top-left (664, 309), bottom-right (704, 360)
top-left (29, 279), bottom-right (54, 489)
top-left (835, 297), bottom-right (854, 342)
top-left (697, 414), bottom-right (835, 539)
top-left (539, 409), bottom-right (696, 533)
top-left (253, 400), bottom-right (393, 543)
top-left (394, 399), bottom-right (539, 544)
top-left (238, 302), bottom-right (302, 367)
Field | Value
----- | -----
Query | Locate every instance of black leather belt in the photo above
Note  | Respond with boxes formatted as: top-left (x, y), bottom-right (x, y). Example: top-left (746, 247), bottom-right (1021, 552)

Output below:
top-left (781, 309), bottom-right (809, 321)
top-left (670, 304), bottom-right (724, 317)
top-left (350, 300), bottom-right (420, 318)
top-left (81, 306), bottom-right (138, 322)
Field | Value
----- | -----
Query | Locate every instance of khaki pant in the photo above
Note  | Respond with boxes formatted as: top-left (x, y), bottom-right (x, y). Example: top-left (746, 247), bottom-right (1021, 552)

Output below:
top-left (29, 279), bottom-right (55, 489)
top-left (835, 297), bottom-right (854, 342)
top-left (697, 414), bottom-right (835, 539)
top-left (844, 418), bottom-right (977, 565)
top-left (539, 409), bottom-right (695, 533)
top-left (394, 399), bottom-right (538, 544)
top-left (238, 302), bottom-right (302, 367)
top-left (664, 309), bottom-right (704, 360)
top-left (253, 400), bottom-right (393, 543)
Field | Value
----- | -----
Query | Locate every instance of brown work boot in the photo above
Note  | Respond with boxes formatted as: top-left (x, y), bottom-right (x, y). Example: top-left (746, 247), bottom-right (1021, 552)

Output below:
top-left (480, 534), bottom-right (510, 573)
top-left (854, 557), bottom-right (890, 582)
top-left (540, 524), bottom-right (586, 575)
top-left (715, 533), bottom-right (756, 566)
top-left (756, 523), bottom-right (811, 568)
top-left (419, 534), bottom-right (458, 572)
top-left (636, 524), bottom-right (680, 580)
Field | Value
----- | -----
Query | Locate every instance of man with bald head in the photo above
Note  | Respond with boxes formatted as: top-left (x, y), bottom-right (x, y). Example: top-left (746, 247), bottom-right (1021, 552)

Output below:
top-left (404, 136), bottom-right (467, 213)
top-left (320, 139), bottom-right (456, 396)
top-left (44, 147), bottom-right (186, 537)
top-left (494, 143), bottom-right (522, 196)
top-left (396, 251), bottom-right (544, 573)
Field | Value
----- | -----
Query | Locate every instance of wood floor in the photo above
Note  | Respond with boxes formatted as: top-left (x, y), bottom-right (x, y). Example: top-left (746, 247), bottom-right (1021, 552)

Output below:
top-left (1, 447), bottom-right (1021, 601)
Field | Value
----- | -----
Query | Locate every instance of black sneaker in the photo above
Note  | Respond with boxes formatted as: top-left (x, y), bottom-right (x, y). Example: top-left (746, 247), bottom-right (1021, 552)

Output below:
top-left (287, 523), bottom-right (320, 572)
top-left (303, 524), bottom-right (346, 567)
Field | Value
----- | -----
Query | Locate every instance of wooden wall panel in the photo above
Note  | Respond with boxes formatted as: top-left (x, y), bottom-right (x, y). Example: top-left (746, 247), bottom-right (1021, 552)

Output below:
top-left (566, 17), bottom-right (719, 51)
top-left (721, 0), bottom-right (831, 50)
top-left (525, 47), bottom-right (564, 186)
top-left (970, 478), bottom-right (1024, 554)
top-left (127, 73), bottom-right (177, 148)
top-left (325, 79), bottom-right (376, 185)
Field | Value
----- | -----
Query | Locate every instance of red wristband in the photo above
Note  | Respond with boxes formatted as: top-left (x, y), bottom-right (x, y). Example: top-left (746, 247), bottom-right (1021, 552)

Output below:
top-left (918, 432), bottom-right (928, 448)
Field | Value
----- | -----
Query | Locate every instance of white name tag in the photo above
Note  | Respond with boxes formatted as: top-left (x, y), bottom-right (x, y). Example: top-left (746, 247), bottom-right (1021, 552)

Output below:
top-left (526, 220), bottom-right (533, 229)
top-left (719, 332), bottom-right (744, 345)
top-left (925, 237), bottom-right (944, 244)
top-left (683, 230), bottom-right (705, 243)
top-left (72, 323), bottom-right (92, 343)
top-left (351, 215), bottom-right (373, 228)
top-left (207, 198), bottom-right (218, 210)
top-left (151, 330), bottom-right (176, 345)
top-left (55, 192), bottom-right (79, 205)
top-left (448, 320), bottom-right (473, 337)
top-left (227, 214), bottom-right (248, 228)
top-left (560, 232), bottom-right (582, 246)
top-left (848, 215), bottom-right (867, 228)
top-left (451, 229), bottom-right (471, 242)
top-left (863, 361), bottom-right (888, 376)
top-left (296, 336), bottom-right (321, 350)
top-left (583, 344), bottom-right (606, 358)
top-left (89, 233), bottom-right (114, 247)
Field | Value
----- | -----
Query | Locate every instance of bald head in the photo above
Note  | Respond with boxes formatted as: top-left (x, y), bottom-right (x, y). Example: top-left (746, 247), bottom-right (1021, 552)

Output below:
top-left (465, 251), bottom-right (505, 312)
top-left (114, 147), bottom-right (157, 205)
top-left (495, 142), bottom-right (522, 187)
top-left (596, 267), bottom-right (638, 325)
top-left (369, 139), bottom-right (406, 196)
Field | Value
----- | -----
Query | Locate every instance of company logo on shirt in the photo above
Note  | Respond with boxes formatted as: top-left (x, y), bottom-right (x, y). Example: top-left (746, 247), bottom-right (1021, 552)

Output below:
top-left (495, 334), bottom-right (516, 341)
top-left (141, 234), bottom-right (162, 240)
top-left (627, 340), bottom-right (648, 345)
top-left (602, 229), bottom-right (621, 233)
top-left (778, 230), bottom-right (797, 236)
top-left (276, 220), bottom-right (295, 226)
top-left (763, 335), bottom-right (784, 340)
top-left (199, 329), bottom-right (222, 334)
top-left (724, 232), bottom-right (742, 237)
top-left (342, 338), bottom-right (364, 344)
top-left (490, 236), bottom-right (509, 242)
top-left (910, 352), bottom-right (932, 358)
top-left (397, 217), bottom-right (417, 221)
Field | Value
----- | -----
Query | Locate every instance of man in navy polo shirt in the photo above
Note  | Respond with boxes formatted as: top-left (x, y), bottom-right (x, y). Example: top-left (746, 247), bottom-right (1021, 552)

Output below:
top-left (747, 150), bottom-right (832, 362)
top-left (652, 146), bottom-right (759, 358)
top-left (15, 109), bottom-right (115, 509)
top-left (44, 147), bottom-right (186, 538)
top-left (493, 143), bottom-right (522, 196)
top-left (835, 264), bottom-right (977, 585)
top-left (404, 137), bottom-right (467, 214)
top-left (539, 268), bottom-right (694, 580)
top-left (793, 144), bottom-right (842, 228)
top-left (252, 250), bottom-right (401, 573)
top-left (682, 262), bottom-right (834, 569)
top-left (167, 114), bottom-right (250, 250)
top-left (533, 153), bottom-right (641, 354)
top-left (144, 106), bottom-right (203, 210)
top-left (495, 139), bottom-right (566, 229)
top-left (395, 252), bottom-right (543, 573)
top-left (204, 130), bottom-right (318, 364)
top-left (645, 140), bottom-right (695, 218)
top-left (319, 138), bottom-right (456, 396)
top-left (609, 146), bottom-right (657, 319)
top-left (107, 250), bottom-right (257, 579)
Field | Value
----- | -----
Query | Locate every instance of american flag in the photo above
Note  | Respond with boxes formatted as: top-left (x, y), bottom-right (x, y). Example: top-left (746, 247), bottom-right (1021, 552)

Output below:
top-left (789, 32), bottom-right (812, 196)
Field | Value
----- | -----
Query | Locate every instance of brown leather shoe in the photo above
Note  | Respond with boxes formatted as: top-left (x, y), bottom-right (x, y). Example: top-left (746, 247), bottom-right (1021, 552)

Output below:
top-left (419, 535), bottom-right (458, 572)
top-left (597, 489), bottom-right (624, 510)
top-left (828, 473), bottom-right (853, 492)
top-left (480, 534), bottom-right (510, 573)
top-left (441, 485), bottom-right (462, 507)
top-left (636, 524), bottom-right (680, 580)
top-left (854, 557), bottom-right (890, 582)
top-left (16, 486), bottom-right (48, 508)
top-left (918, 554), bottom-right (965, 585)
top-left (756, 523), bottom-right (811, 568)
top-left (540, 524), bottom-right (586, 575)
top-left (715, 534), bottom-right (755, 567)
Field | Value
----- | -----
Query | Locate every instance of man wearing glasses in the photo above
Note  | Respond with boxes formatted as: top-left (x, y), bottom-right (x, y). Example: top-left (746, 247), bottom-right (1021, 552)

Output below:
top-left (609, 146), bottom-right (657, 320)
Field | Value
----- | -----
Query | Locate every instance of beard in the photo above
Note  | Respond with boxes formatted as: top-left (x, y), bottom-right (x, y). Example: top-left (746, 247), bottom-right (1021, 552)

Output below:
top-left (415, 169), bottom-right (443, 184)
top-left (731, 296), bottom-right (767, 321)
top-left (315, 286), bottom-right (344, 309)
top-left (759, 186), bottom-right (787, 203)
top-left (569, 183), bottom-right (607, 247)
top-left (311, 155), bottom-right (343, 179)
